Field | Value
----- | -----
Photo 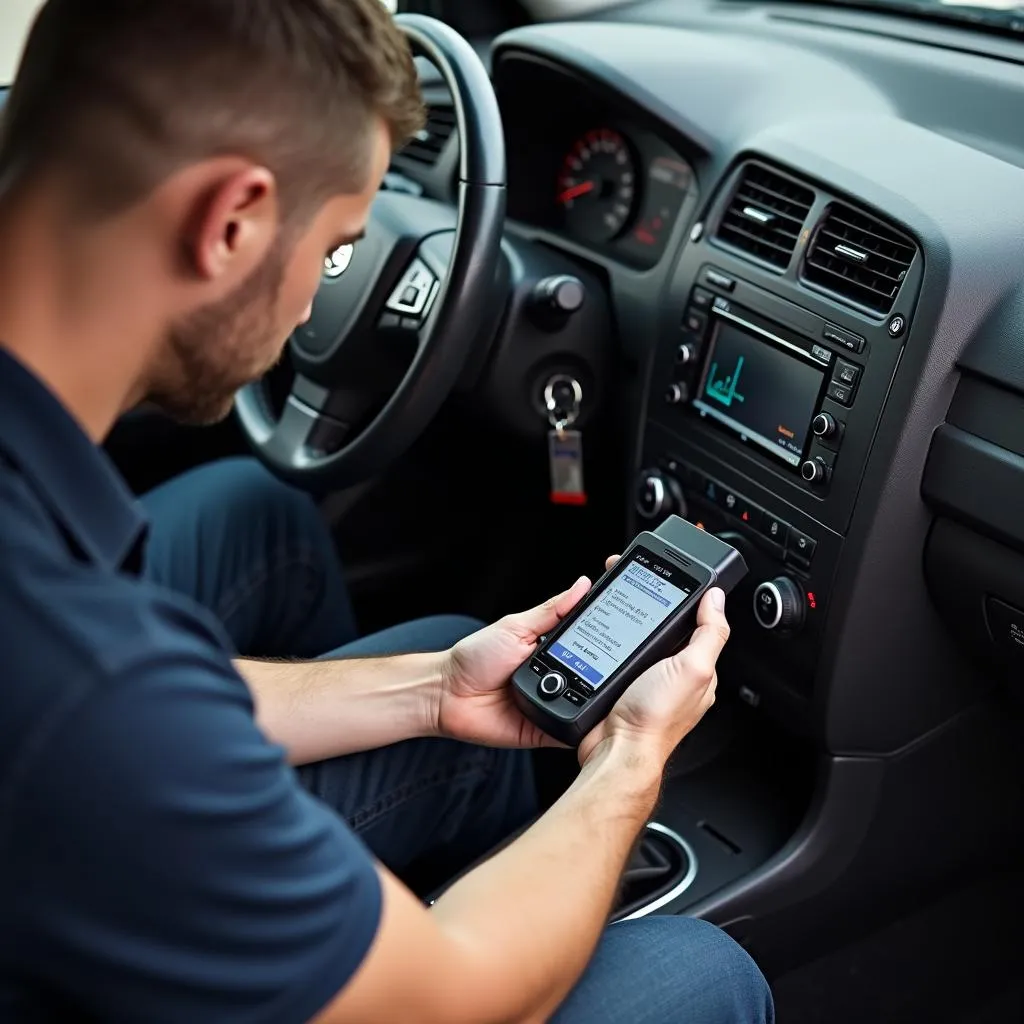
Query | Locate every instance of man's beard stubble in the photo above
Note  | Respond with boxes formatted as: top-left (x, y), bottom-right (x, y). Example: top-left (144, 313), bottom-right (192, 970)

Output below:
top-left (148, 243), bottom-right (288, 426)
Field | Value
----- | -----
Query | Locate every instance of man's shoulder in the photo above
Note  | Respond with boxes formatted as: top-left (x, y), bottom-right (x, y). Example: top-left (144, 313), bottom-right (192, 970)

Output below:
top-left (0, 471), bottom-right (242, 788)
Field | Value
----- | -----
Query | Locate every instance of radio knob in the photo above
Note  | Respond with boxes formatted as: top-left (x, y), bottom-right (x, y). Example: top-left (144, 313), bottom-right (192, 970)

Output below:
top-left (635, 470), bottom-right (686, 520)
top-left (812, 412), bottom-right (837, 439)
top-left (753, 577), bottom-right (806, 632)
top-left (800, 457), bottom-right (830, 484)
top-left (665, 382), bottom-right (689, 405)
top-left (676, 343), bottom-right (698, 365)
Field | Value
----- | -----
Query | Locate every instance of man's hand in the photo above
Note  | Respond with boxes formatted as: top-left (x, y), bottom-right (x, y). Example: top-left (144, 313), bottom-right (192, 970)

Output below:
top-left (577, 553), bottom-right (728, 766)
top-left (437, 576), bottom-right (592, 749)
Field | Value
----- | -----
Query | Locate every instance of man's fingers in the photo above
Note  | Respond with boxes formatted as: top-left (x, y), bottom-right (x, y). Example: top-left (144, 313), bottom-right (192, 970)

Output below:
top-left (605, 554), bottom-right (620, 572)
top-left (513, 576), bottom-right (591, 638)
top-left (676, 589), bottom-right (730, 678)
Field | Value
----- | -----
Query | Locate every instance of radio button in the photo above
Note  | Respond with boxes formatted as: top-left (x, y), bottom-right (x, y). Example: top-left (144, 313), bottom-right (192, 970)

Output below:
top-left (704, 268), bottom-right (736, 291)
top-left (759, 514), bottom-right (789, 548)
top-left (827, 381), bottom-right (854, 406)
top-left (822, 323), bottom-right (866, 354)
top-left (811, 344), bottom-right (833, 364)
top-left (834, 360), bottom-right (861, 387)
top-left (682, 308), bottom-right (708, 334)
top-left (690, 286), bottom-right (713, 309)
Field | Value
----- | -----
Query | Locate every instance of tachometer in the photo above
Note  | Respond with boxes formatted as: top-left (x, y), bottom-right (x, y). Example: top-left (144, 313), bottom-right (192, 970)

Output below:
top-left (556, 129), bottom-right (639, 244)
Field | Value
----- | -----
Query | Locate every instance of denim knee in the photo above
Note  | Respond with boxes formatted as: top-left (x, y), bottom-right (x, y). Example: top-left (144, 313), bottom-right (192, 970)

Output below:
top-left (687, 918), bottom-right (774, 1024)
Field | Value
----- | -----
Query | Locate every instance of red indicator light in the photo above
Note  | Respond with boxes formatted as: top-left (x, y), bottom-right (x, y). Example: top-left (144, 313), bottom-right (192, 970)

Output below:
top-left (807, 591), bottom-right (818, 609)
top-left (695, 521), bottom-right (706, 531)
top-left (741, 511), bottom-right (750, 522)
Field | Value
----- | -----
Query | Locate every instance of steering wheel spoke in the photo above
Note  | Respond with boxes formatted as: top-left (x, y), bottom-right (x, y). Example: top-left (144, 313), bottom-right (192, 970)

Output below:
top-left (235, 13), bottom-right (506, 488)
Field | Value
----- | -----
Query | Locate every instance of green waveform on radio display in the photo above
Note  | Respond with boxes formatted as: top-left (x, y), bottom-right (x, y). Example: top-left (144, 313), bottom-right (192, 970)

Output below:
top-left (705, 355), bottom-right (746, 408)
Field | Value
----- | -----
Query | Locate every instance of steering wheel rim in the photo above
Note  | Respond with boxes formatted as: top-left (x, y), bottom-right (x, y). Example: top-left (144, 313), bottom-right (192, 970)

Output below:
top-left (235, 14), bottom-right (506, 489)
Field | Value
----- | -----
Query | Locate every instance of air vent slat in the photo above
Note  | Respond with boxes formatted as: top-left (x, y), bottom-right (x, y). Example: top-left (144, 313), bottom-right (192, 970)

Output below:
top-left (399, 105), bottom-right (457, 167)
top-left (714, 164), bottom-right (815, 271)
top-left (801, 201), bottom-right (916, 316)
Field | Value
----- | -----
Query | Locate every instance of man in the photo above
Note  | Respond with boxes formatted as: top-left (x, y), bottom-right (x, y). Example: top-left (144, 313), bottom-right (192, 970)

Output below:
top-left (0, 1), bottom-right (775, 1021)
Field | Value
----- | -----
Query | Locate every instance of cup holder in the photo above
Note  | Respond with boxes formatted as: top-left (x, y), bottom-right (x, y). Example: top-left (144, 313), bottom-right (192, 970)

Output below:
top-left (611, 822), bottom-right (698, 922)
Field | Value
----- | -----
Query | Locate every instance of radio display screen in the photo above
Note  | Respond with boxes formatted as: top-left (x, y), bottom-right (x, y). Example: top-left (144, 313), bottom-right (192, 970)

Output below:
top-left (693, 319), bottom-right (825, 467)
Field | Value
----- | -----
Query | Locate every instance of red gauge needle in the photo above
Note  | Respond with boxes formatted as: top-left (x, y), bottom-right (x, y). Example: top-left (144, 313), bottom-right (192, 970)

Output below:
top-left (558, 180), bottom-right (595, 204)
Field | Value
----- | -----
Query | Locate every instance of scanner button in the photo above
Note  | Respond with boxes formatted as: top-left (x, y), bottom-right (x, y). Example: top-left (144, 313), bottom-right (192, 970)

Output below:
top-left (562, 689), bottom-right (586, 707)
top-left (538, 672), bottom-right (567, 700)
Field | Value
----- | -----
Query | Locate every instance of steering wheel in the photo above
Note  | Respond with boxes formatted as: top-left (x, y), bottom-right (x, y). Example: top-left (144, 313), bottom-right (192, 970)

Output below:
top-left (235, 14), bottom-right (505, 488)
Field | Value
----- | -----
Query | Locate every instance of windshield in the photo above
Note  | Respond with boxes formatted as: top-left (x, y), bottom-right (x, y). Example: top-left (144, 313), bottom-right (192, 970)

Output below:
top-left (524, 0), bottom-right (1024, 34)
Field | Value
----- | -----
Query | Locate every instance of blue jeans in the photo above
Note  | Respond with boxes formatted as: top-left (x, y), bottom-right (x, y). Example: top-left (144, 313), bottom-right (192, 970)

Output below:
top-left (142, 456), bottom-right (774, 1024)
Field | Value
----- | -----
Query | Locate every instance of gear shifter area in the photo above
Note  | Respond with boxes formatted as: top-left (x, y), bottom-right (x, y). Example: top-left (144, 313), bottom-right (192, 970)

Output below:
top-left (611, 823), bottom-right (697, 922)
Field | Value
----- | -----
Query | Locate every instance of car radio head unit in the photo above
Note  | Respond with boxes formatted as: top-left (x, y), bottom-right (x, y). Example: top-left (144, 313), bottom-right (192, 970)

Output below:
top-left (693, 308), bottom-right (828, 469)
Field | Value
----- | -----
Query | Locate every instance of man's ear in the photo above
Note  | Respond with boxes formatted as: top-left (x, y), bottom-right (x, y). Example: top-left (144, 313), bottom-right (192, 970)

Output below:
top-left (187, 164), bottom-right (279, 287)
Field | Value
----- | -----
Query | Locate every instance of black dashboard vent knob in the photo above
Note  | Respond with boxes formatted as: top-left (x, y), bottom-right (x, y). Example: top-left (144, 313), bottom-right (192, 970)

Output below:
top-left (713, 162), bottom-right (815, 272)
top-left (801, 202), bottom-right (916, 316)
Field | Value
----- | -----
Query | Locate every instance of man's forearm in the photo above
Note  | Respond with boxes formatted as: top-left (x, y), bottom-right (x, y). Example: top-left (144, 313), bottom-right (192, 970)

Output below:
top-left (431, 736), bottom-right (663, 1023)
top-left (237, 653), bottom-right (445, 765)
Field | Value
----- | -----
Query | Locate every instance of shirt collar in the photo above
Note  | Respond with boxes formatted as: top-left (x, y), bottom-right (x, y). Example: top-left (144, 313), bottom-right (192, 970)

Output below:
top-left (0, 348), bottom-right (147, 571)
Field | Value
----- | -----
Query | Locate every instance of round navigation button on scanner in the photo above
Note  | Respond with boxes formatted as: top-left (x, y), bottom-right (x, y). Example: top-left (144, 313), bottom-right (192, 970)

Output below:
top-left (538, 672), bottom-right (568, 700)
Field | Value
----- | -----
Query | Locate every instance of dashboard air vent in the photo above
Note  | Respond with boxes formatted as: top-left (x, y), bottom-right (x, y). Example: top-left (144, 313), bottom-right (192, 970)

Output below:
top-left (715, 164), bottom-right (815, 271)
top-left (399, 104), bottom-right (457, 166)
top-left (802, 202), bottom-right (915, 315)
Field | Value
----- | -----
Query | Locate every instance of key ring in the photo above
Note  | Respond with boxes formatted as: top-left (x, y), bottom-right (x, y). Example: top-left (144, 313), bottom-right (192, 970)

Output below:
top-left (544, 375), bottom-right (583, 436)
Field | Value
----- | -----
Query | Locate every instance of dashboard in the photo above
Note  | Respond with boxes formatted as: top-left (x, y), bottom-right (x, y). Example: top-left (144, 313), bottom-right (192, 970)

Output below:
top-left (496, 56), bottom-right (696, 267)
top-left (388, 0), bottom-right (1024, 763)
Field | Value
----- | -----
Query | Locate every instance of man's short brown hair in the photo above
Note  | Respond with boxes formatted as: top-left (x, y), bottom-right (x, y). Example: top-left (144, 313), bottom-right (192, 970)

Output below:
top-left (0, 0), bottom-right (425, 219)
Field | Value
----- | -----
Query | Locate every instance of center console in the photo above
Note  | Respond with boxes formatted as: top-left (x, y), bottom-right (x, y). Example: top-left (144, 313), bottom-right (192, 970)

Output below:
top-left (633, 162), bottom-right (921, 723)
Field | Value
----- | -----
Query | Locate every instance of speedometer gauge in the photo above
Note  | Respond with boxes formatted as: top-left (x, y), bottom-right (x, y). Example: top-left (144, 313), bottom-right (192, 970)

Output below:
top-left (556, 129), bottom-right (639, 244)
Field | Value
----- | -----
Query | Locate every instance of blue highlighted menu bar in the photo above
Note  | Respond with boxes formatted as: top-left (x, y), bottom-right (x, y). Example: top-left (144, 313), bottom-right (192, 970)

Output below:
top-left (549, 642), bottom-right (604, 687)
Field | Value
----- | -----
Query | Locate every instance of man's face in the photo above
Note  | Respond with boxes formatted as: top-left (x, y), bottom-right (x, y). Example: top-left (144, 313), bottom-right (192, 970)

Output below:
top-left (149, 122), bottom-right (391, 426)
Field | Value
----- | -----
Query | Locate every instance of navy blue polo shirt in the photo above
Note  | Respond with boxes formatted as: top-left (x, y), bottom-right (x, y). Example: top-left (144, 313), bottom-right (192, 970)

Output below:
top-left (0, 350), bottom-right (381, 1022)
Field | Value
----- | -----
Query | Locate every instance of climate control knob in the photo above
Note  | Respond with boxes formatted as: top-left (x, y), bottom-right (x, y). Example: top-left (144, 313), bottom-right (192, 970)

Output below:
top-left (752, 577), bottom-right (806, 632)
top-left (812, 412), bottom-right (837, 439)
top-left (634, 470), bottom-right (686, 520)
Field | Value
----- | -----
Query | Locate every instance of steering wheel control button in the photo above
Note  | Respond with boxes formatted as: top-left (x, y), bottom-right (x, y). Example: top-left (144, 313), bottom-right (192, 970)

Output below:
top-left (888, 314), bottom-right (907, 337)
top-left (386, 259), bottom-right (437, 318)
top-left (753, 577), bottom-right (806, 632)
top-left (664, 382), bottom-right (689, 405)
top-left (822, 323), bottom-right (866, 354)
top-left (826, 381), bottom-right (853, 406)
top-left (538, 672), bottom-right (568, 700)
